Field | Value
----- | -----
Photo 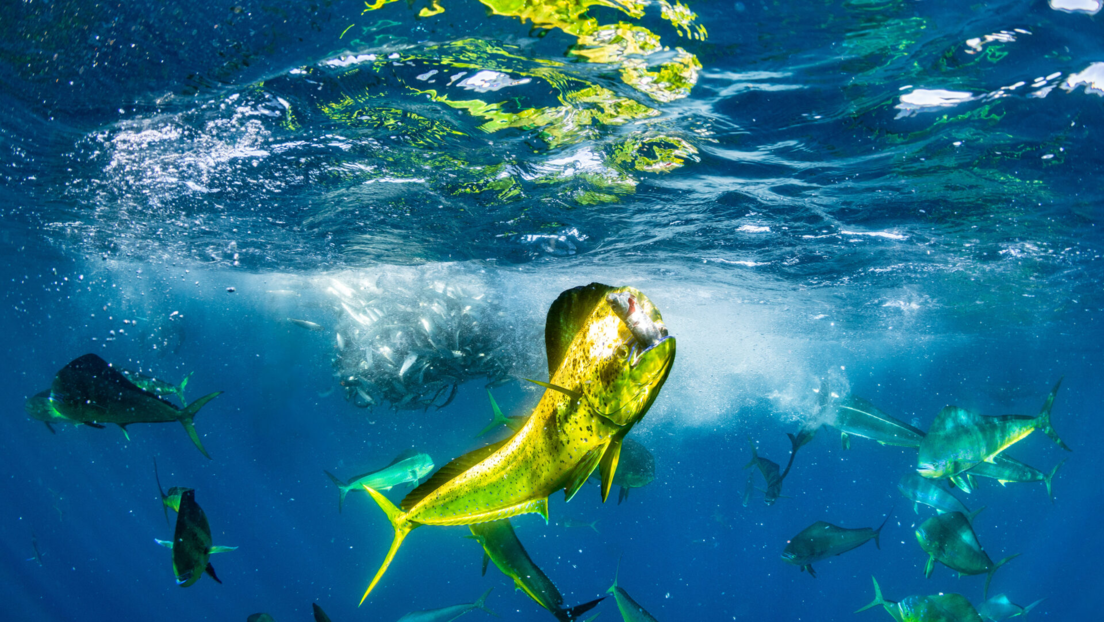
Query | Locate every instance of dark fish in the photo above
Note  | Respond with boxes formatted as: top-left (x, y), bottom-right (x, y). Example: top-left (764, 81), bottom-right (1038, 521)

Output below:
top-left (782, 512), bottom-right (891, 577)
top-left (918, 381), bottom-right (1067, 479)
top-left (915, 510), bottom-right (1017, 598)
top-left (898, 474), bottom-right (970, 517)
top-left (469, 519), bottom-right (604, 621)
top-left (858, 576), bottom-right (983, 622)
top-left (966, 455), bottom-right (1065, 502)
top-left (745, 437), bottom-right (785, 505)
top-left (155, 490), bottom-right (237, 587)
top-left (154, 459), bottom-right (193, 526)
top-left (834, 396), bottom-right (925, 450)
top-left (49, 354), bottom-right (222, 459)
top-left (24, 389), bottom-right (93, 434)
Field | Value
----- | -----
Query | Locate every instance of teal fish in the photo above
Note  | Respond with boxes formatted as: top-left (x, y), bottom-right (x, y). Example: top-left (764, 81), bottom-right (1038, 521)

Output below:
top-left (154, 459), bottom-right (193, 526)
top-left (918, 381), bottom-right (1068, 479)
top-left (782, 513), bottom-right (890, 578)
top-left (313, 603), bottom-right (333, 622)
top-left (475, 390), bottom-right (528, 438)
top-left (587, 437), bottom-right (655, 504)
top-left (397, 588), bottom-right (496, 622)
top-left (24, 389), bottom-right (92, 434)
top-left (834, 396), bottom-right (925, 450)
top-left (977, 594), bottom-right (1043, 621)
top-left (898, 474), bottom-right (970, 517)
top-left (966, 455), bottom-right (1065, 502)
top-left (120, 369), bottom-right (192, 405)
top-left (915, 510), bottom-right (1017, 598)
top-left (324, 449), bottom-right (434, 513)
top-left (469, 519), bottom-right (603, 621)
top-left (745, 437), bottom-right (785, 505)
top-left (607, 558), bottom-right (660, 622)
top-left (155, 490), bottom-right (237, 587)
top-left (858, 576), bottom-right (982, 622)
top-left (49, 354), bottom-right (222, 459)
top-left (562, 518), bottom-right (600, 533)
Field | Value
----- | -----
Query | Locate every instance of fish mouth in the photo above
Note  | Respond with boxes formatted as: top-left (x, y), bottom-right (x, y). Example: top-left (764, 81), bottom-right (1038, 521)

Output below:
top-left (916, 463), bottom-right (938, 477)
top-left (780, 551), bottom-right (796, 563)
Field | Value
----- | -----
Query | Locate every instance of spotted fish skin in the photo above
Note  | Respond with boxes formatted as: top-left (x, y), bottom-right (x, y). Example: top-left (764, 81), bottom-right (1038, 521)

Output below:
top-left (356, 284), bottom-right (676, 604)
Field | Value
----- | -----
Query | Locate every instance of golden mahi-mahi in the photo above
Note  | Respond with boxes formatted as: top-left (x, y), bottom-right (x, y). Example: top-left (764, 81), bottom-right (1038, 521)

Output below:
top-left (357, 284), bottom-right (676, 603)
top-left (917, 380), bottom-right (1067, 479)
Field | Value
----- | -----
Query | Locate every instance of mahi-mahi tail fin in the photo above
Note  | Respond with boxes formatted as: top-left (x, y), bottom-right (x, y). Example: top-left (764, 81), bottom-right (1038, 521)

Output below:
top-left (1044, 460), bottom-right (1066, 503)
top-left (984, 553), bottom-right (1019, 599)
top-left (1035, 378), bottom-right (1069, 451)
top-left (473, 588), bottom-right (497, 617)
top-left (179, 391), bottom-right (223, 460)
top-left (744, 436), bottom-right (759, 469)
top-left (873, 508), bottom-right (893, 550)
top-left (556, 597), bottom-right (605, 622)
top-left (856, 576), bottom-right (886, 613)
top-left (324, 471), bottom-right (349, 513)
top-left (359, 485), bottom-right (416, 606)
top-left (476, 391), bottom-right (510, 438)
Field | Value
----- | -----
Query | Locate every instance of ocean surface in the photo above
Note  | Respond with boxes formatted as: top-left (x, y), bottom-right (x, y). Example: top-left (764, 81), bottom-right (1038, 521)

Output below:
top-left (2, 0), bottom-right (1103, 620)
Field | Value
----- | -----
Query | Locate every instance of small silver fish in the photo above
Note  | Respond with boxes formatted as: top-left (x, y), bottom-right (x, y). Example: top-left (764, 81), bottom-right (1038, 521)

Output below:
top-left (288, 318), bottom-right (324, 331)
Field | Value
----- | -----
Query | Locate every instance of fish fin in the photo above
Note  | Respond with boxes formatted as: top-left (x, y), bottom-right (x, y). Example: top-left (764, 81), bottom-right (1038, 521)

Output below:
top-left (983, 455), bottom-right (997, 464)
top-left (474, 587), bottom-right (497, 617)
top-left (950, 474), bottom-right (973, 494)
top-left (360, 485), bottom-right (416, 606)
top-left (924, 556), bottom-right (935, 578)
top-left (590, 520), bottom-right (600, 533)
top-left (524, 378), bottom-right (582, 403)
top-left (402, 439), bottom-right (508, 511)
top-left (84, 422), bottom-right (106, 429)
top-left (841, 432), bottom-right (850, 450)
top-left (561, 597), bottom-right (605, 621)
top-left (966, 506), bottom-right (986, 524)
top-left (997, 480), bottom-right (1010, 487)
top-left (117, 424), bottom-right (130, 441)
top-left (205, 562), bottom-right (222, 584)
top-left (209, 545), bottom-right (237, 554)
top-left (805, 565), bottom-right (816, 579)
top-left (180, 391), bottom-right (223, 460)
top-left (476, 390), bottom-right (509, 438)
top-left (155, 538), bottom-right (173, 549)
top-left (177, 372), bottom-right (193, 404)
top-left (44, 422), bottom-right (56, 434)
top-left (984, 554), bottom-right (1019, 599)
top-left (1045, 459), bottom-right (1066, 502)
top-left (598, 435), bottom-right (623, 503)
top-left (481, 551), bottom-right (490, 577)
top-left (1022, 597), bottom-right (1045, 617)
top-left (154, 459), bottom-right (171, 526)
top-left (873, 508), bottom-right (893, 550)
top-left (565, 445), bottom-right (606, 502)
top-left (1035, 378), bottom-right (1069, 451)
top-left (607, 555), bottom-right (623, 593)
top-left (856, 577), bottom-right (885, 613)
top-left (545, 283), bottom-right (616, 378)
top-left (913, 503), bottom-right (918, 514)
top-left (744, 436), bottom-right (759, 469)
top-left (324, 471), bottom-right (349, 513)
top-left (618, 486), bottom-right (629, 505)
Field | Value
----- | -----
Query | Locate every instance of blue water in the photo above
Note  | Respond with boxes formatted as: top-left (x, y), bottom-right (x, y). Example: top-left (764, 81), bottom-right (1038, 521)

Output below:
top-left (3, 0), bottom-right (1103, 620)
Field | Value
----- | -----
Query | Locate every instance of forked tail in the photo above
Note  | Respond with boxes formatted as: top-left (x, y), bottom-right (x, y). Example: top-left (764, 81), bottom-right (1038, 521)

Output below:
top-left (1044, 460), bottom-right (1066, 503)
top-left (855, 576), bottom-right (892, 614)
top-left (476, 391), bottom-right (510, 438)
top-left (324, 471), bottom-right (350, 513)
top-left (179, 391), bottom-right (223, 460)
top-left (359, 485), bottom-right (416, 606)
top-left (472, 588), bottom-right (496, 617)
top-left (985, 554), bottom-right (1019, 599)
top-left (1035, 379), bottom-right (1069, 451)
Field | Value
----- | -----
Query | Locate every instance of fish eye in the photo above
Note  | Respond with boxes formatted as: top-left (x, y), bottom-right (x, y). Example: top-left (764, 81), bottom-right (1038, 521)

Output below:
top-left (615, 344), bottom-right (630, 360)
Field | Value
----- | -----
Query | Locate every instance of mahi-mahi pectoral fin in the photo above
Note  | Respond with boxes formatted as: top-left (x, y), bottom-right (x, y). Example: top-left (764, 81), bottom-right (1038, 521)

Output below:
top-left (209, 545), bottom-right (237, 554)
top-left (598, 435), bottom-right (624, 503)
top-left (524, 378), bottom-right (582, 403)
top-left (841, 432), bottom-right (850, 450)
top-left (155, 538), bottom-right (174, 549)
top-left (924, 556), bottom-right (935, 578)
top-left (402, 439), bottom-right (508, 511)
top-left (565, 445), bottom-right (607, 502)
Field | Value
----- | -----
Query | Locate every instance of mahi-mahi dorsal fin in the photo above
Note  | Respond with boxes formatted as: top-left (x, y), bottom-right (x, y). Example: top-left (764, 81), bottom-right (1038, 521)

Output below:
top-left (544, 283), bottom-right (616, 377)
top-left (401, 439), bottom-right (509, 511)
top-left (929, 406), bottom-right (978, 433)
top-left (388, 448), bottom-right (422, 466)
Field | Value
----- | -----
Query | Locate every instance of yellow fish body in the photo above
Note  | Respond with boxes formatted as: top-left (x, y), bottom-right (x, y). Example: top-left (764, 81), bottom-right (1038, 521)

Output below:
top-left (358, 283), bottom-right (676, 604)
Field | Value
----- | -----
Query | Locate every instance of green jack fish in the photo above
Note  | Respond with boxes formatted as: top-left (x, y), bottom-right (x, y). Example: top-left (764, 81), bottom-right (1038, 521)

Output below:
top-left (155, 490), bottom-right (237, 587)
top-left (154, 459), bottom-right (193, 526)
top-left (48, 354), bottom-right (223, 459)
top-left (608, 557), bottom-right (660, 622)
top-left (397, 588), bottom-right (496, 622)
top-left (898, 474), bottom-right (970, 517)
top-left (917, 380), bottom-right (1068, 479)
top-left (782, 513), bottom-right (890, 578)
top-left (469, 519), bottom-right (604, 621)
top-left (977, 594), bottom-right (1043, 621)
top-left (915, 510), bottom-right (1017, 598)
top-left (745, 437), bottom-right (785, 505)
top-left (858, 576), bottom-right (982, 622)
top-left (24, 389), bottom-right (94, 434)
top-left (833, 396), bottom-right (925, 450)
top-left (324, 449), bottom-right (434, 513)
top-left (357, 284), bottom-right (676, 603)
top-left (313, 603), bottom-right (333, 622)
top-left (966, 455), bottom-right (1065, 502)
top-left (120, 369), bottom-right (192, 405)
